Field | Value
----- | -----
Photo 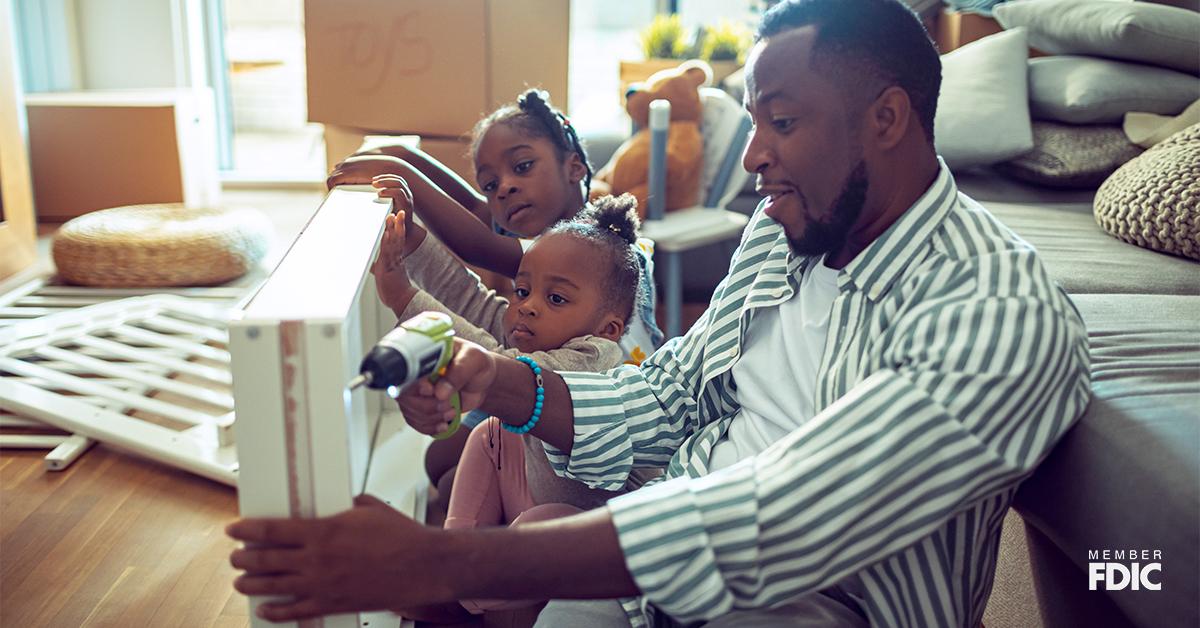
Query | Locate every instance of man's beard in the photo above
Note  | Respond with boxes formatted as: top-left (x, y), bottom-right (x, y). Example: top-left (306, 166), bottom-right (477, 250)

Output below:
top-left (787, 160), bottom-right (869, 257)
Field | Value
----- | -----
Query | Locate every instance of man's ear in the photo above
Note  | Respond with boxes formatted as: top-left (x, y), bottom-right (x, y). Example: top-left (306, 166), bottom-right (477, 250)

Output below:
top-left (565, 152), bottom-right (588, 185)
top-left (865, 86), bottom-right (913, 152)
top-left (595, 315), bottom-right (625, 343)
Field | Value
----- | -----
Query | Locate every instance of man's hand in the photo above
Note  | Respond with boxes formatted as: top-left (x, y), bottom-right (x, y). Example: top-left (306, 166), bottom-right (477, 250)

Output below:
top-left (397, 337), bottom-right (497, 436)
top-left (326, 155), bottom-right (408, 190)
top-left (227, 494), bottom-right (458, 622)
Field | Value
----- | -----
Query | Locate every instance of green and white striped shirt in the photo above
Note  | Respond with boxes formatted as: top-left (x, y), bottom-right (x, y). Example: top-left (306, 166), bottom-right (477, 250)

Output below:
top-left (549, 163), bottom-right (1091, 627)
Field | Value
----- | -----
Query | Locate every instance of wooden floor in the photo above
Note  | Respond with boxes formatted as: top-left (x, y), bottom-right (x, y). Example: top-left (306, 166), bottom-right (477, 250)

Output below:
top-left (0, 444), bottom-right (248, 627)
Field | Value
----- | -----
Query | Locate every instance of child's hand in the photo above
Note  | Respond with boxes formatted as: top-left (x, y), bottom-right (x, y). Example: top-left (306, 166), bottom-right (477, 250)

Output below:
top-left (326, 155), bottom-right (408, 190)
top-left (372, 173), bottom-right (414, 216)
top-left (372, 211), bottom-right (417, 313)
top-left (373, 174), bottom-right (422, 256)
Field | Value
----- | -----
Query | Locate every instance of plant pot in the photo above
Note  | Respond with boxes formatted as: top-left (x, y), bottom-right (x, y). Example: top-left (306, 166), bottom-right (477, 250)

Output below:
top-left (707, 60), bottom-right (741, 87)
top-left (619, 59), bottom-right (745, 102)
top-left (619, 58), bottom-right (686, 98)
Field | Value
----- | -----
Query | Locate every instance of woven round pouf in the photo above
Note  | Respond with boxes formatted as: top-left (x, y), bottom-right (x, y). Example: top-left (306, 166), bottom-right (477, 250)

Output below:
top-left (52, 204), bottom-right (272, 287)
top-left (1094, 123), bottom-right (1200, 261)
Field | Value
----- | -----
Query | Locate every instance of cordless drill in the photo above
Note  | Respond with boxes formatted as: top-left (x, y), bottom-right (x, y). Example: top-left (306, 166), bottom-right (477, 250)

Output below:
top-left (347, 311), bottom-right (462, 439)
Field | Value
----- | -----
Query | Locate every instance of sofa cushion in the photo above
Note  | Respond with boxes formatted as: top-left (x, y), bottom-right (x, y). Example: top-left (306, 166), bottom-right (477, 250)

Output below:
top-left (1028, 56), bottom-right (1200, 125)
top-left (995, 121), bottom-right (1143, 189)
top-left (984, 201), bottom-right (1200, 295)
top-left (1094, 123), bottom-right (1200, 260)
top-left (994, 0), bottom-right (1200, 75)
top-left (1015, 293), bottom-right (1200, 628)
top-left (935, 28), bottom-right (1034, 169)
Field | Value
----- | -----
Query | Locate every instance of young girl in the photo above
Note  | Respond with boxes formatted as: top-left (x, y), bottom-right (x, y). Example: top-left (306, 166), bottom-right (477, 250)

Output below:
top-left (330, 89), bottom-right (663, 364)
top-left (371, 195), bottom-right (648, 622)
top-left (372, 184), bottom-right (652, 500)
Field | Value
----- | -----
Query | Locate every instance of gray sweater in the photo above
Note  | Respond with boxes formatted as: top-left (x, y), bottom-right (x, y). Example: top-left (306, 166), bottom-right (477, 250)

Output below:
top-left (400, 233), bottom-right (635, 509)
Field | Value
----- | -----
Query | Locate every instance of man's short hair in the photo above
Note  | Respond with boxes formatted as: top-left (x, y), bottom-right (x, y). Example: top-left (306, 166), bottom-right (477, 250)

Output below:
top-left (758, 0), bottom-right (942, 144)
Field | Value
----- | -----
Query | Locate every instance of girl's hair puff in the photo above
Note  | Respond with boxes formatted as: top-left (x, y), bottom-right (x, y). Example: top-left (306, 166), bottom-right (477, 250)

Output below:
top-left (470, 89), bottom-right (593, 191)
top-left (545, 194), bottom-right (643, 325)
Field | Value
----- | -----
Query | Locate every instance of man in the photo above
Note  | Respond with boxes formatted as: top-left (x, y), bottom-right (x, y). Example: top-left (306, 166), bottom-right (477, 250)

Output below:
top-left (228, 0), bottom-right (1091, 625)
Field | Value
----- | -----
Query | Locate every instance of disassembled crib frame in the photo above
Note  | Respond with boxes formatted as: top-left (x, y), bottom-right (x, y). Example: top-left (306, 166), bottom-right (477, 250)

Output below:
top-left (0, 295), bottom-right (240, 482)
top-left (0, 278), bottom-right (253, 471)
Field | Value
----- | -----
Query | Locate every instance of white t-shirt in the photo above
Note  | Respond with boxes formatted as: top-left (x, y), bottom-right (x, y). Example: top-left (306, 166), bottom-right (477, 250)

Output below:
top-left (708, 256), bottom-right (841, 471)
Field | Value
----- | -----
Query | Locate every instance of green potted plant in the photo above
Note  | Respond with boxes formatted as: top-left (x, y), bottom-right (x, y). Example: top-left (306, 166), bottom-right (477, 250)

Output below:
top-left (699, 20), bottom-right (751, 86)
top-left (619, 14), bottom-right (690, 97)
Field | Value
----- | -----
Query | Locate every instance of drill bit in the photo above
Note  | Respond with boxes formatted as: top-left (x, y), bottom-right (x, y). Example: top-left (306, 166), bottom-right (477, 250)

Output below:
top-left (347, 372), bottom-right (371, 391)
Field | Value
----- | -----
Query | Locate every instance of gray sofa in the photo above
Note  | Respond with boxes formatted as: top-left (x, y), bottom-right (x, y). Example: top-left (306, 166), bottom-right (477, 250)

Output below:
top-left (582, 129), bottom-right (1200, 627)
top-left (966, 173), bottom-right (1200, 628)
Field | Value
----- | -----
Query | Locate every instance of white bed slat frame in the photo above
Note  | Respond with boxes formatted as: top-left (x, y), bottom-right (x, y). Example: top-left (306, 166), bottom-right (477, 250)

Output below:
top-left (0, 296), bottom-right (239, 482)
top-left (0, 277), bottom-right (252, 470)
top-left (230, 186), bottom-right (425, 628)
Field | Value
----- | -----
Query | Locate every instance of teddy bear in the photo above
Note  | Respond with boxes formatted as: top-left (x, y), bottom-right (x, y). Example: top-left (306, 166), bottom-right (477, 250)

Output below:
top-left (590, 59), bottom-right (712, 218)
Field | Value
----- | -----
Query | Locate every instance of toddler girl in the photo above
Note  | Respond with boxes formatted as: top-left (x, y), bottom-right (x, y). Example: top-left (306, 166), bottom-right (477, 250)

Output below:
top-left (373, 190), bottom-right (651, 524)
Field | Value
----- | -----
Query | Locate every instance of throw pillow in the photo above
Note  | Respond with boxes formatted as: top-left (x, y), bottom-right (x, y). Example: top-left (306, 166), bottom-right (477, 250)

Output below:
top-left (1029, 56), bottom-right (1200, 125)
top-left (1094, 123), bottom-right (1200, 260)
top-left (995, 121), bottom-right (1144, 188)
top-left (935, 28), bottom-right (1033, 169)
top-left (994, 0), bottom-right (1200, 75)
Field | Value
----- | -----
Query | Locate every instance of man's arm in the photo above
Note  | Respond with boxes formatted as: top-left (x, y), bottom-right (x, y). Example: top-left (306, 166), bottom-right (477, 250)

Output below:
top-left (228, 495), bottom-right (638, 622)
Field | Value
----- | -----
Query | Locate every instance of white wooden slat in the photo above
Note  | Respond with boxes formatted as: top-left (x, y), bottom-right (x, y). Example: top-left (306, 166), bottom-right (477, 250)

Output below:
top-left (109, 325), bottom-right (232, 363)
top-left (45, 435), bottom-right (96, 470)
top-left (184, 411), bottom-right (236, 447)
top-left (0, 296), bottom-right (227, 356)
top-left (0, 378), bottom-right (237, 486)
top-left (0, 279), bottom-right (45, 308)
top-left (68, 343), bottom-right (194, 362)
top-left (14, 389), bottom-right (152, 411)
top-left (0, 358), bottom-right (222, 427)
top-left (18, 296), bottom-right (116, 307)
top-left (0, 434), bottom-right (69, 449)
top-left (139, 314), bottom-right (229, 345)
top-left (22, 358), bottom-right (169, 376)
top-left (71, 335), bottom-right (231, 385)
top-left (32, 285), bottom-right (248, 299)
top-left (8, 376), bottom-right (145, 394)
top-left (34, 346), bottom-right (235, 410)
top-left (0, 416), bottom-right (46, 428)
top-left (0, 307), bottom-right (58, 318)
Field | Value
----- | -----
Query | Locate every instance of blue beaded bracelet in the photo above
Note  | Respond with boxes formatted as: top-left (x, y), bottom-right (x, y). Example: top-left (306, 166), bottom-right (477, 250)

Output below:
top-left (503, 356), bottom-right (544, 434)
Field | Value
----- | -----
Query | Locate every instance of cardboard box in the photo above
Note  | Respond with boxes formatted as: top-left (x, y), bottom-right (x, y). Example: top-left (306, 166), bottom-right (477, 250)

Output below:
top-left (323, 125), bottom-right (476, 188)
top-left (936, 9), bottom-right (1003, 53)
top-left (305, 0), bottom-right (569, 137)
top-left (25, 89), bottom-right (220, 222)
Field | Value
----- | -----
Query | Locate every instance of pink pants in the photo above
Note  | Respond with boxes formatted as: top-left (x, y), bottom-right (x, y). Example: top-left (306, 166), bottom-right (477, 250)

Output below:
top-left (444, 417), bottom-right (581, 614)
